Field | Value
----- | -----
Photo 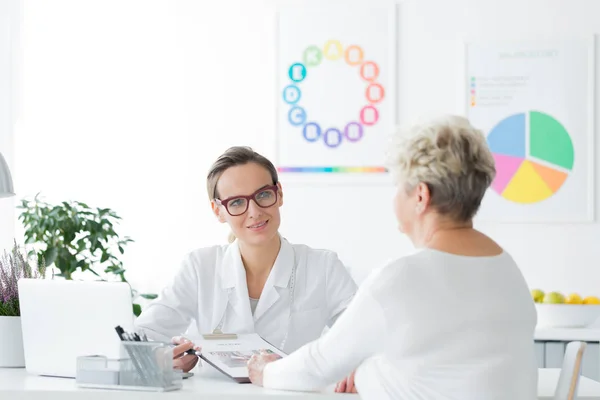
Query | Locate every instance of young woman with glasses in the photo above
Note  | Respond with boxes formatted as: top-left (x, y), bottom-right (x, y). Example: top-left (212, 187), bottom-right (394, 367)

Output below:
top-left (135, 146), bottom-right (358, 372)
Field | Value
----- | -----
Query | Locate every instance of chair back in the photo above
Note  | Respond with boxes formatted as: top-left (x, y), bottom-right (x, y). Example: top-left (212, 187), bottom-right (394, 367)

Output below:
top-left (554, 341), bottom-right (587, 400)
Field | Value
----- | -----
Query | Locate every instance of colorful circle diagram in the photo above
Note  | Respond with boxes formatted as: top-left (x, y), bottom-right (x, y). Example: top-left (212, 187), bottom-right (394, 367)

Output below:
top-left (282, 40), bottom-right (384, 149)
top-left (488, 111), bottom-right (574, 204)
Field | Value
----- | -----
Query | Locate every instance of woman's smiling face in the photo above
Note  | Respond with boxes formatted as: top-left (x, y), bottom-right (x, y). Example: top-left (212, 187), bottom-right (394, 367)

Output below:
top-left (212, 162), bottom-right (283, 246)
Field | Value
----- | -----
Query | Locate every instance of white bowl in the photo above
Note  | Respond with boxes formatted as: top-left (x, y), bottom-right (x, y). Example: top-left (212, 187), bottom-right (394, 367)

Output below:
top-left (535, 304), bottom-right (600, 328)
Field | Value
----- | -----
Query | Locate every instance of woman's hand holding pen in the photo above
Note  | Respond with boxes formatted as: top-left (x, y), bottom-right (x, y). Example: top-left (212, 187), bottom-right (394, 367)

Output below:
top-left (171, 336), bottom-right (201, 372)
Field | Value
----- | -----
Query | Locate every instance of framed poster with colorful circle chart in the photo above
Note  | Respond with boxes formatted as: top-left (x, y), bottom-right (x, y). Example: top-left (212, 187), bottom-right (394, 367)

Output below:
top-left (275, 3), bottom-right (397, 184)
top-left (465, 37), bottom-right (595, 222)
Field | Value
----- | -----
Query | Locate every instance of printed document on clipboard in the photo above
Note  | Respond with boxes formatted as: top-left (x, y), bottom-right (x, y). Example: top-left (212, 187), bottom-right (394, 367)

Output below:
top-left (193, 333), bottom-right (286, 383)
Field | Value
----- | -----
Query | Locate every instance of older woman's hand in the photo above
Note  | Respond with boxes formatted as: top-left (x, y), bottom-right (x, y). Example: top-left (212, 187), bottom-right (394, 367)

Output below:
top-left (335, 370), bottom-right (358, 393)
top-left (248, 350), bottom-right (281, 386)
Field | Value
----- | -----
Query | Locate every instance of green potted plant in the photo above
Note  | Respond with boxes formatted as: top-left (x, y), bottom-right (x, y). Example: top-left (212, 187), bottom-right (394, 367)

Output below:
top-left (17, 194), bottom-right (156, 316)
top-left (0, 241), bottom-right (46, 367)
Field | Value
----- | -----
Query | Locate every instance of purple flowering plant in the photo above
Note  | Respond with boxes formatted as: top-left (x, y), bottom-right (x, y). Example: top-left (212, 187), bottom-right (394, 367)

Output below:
top-left (0, 241), bottom-right (46, 316)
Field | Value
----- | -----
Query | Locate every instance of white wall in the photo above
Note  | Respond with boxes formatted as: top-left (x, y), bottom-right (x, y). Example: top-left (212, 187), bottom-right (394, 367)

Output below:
top-left (397, 0), bottom-right (600, 296)
top-left (0, 0), bottom-right (18, 253)
top-left (10, 0), bottom-right (600, 297)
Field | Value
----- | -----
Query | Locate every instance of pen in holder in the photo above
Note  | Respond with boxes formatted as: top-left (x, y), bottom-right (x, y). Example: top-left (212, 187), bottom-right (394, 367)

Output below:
top-left (76, 341), bottom-right (183, 392)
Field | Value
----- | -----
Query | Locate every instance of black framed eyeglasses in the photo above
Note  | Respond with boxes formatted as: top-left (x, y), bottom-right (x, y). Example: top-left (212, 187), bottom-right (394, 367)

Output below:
top-left (214, 184), bottom-right (279, 216)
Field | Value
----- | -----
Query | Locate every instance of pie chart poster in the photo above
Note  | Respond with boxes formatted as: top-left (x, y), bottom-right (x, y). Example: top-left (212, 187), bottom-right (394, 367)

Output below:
top-left (275, 4), bottom-right (396, 184)
top-left (466, 39), bottom-right (594, 222)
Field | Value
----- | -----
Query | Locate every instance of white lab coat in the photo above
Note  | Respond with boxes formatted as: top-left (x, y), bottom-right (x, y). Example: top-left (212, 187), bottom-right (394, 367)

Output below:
top-left (135, 237), bottom-right (357, 353)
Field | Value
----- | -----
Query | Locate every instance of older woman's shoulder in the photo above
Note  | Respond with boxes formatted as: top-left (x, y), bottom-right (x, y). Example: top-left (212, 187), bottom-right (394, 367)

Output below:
top-left (381, 250), bottom-right (434, 271)
top-left (359, 254), bottom-right (419, 288)
top-left (361, 250), bottom-right (454, 291)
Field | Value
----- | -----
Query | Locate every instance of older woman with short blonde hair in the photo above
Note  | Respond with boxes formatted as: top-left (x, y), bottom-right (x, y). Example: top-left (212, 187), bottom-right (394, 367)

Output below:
top-left (247, 115), bottom-right (537, 400)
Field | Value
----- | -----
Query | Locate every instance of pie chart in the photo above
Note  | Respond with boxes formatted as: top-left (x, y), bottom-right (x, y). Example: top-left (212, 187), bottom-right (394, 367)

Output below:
top-left (487, 111), bottom-right (574, 204)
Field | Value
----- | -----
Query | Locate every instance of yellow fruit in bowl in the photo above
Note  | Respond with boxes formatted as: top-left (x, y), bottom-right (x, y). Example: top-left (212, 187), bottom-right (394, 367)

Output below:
top-left (583, 296), bottom-right (600, 305)
top-left (543, 291), bottom-right (565, 304)
top-left (531, 289), bottom-right (545, 303)
top-left (565, 293), bottom-right (583, 304)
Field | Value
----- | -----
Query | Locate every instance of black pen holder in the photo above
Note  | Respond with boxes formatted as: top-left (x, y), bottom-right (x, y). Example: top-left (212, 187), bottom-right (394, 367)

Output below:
top-left (76, 341), bottom-right (183, 392)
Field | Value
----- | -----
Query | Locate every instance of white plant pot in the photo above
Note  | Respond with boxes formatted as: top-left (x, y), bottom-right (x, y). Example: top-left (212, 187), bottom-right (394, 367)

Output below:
top-left (0, 316), bottom-right (25, 367)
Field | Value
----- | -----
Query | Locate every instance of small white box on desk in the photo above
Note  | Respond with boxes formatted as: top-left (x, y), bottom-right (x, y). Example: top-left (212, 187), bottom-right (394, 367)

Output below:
top-left (75, 341), bottom-right (183, 392)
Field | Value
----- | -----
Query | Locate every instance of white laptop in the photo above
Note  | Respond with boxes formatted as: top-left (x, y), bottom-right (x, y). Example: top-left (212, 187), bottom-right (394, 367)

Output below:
top-left (18, 279), bottom-right (135, 378)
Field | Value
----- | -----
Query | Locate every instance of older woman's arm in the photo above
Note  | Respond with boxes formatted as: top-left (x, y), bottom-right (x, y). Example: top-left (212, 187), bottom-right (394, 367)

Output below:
top-left (261, 283), bottom-right (387, 392)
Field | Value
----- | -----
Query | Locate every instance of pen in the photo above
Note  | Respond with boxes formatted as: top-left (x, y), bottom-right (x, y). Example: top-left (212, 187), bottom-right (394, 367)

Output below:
top-left (114, 326), bottom-right (151, 385)
top-left (114, 326), bottom-right (126, 340)
top-left (174, 345), bottom-right (202, 357)
top-left (185, 349), bottom-right (202, 356)
top-left (136, 330), bottom-right (200, 356)
top-left (131, 332), bottom-right (168, 386)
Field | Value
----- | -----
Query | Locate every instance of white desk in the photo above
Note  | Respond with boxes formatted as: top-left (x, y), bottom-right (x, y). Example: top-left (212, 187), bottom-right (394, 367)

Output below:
top-left (1, 367), bottom-right (600, 399)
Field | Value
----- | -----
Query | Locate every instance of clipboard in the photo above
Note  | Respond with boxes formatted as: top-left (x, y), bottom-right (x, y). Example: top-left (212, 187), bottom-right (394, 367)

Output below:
top-left (202, 331), bottom-right (238, 340)
top-left (194, 333), bottom-right (286, 384)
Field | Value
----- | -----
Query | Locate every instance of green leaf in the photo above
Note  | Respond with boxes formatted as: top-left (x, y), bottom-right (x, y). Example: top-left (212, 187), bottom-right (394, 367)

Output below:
top-left (69, 258), bottom-right (78, 273)
top-left (132, 303), bottom-right (142, 317)
top-left (44, 247), bottom-right (58, 266)
top-left (100, 252), bottom-right (109, 263)
top-left (109, 268), bottom-right (126, 275)
top-left (64, 231), bottom-right (76, 244)
top-left (140, 294), bottom-right (158, 300)
top-left (77, 239), bottom-right (87, 252)
top-left (118, 246), bottom-right (124, 254)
